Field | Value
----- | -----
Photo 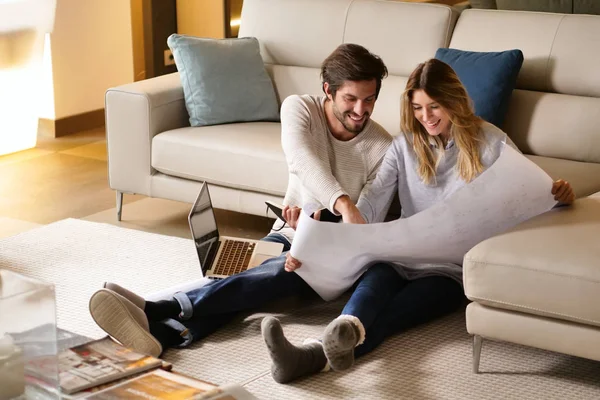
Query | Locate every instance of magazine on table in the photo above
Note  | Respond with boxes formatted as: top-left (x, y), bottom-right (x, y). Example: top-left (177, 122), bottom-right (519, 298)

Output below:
top-left (58, 360), bottom-right (173, 399)
top-left (196, 383), bottom-right (260, 400)
top-left (84, 368), bottom-right (260, 400)
top-left (56, 336), bottom-right (163, 394)
top-left (84, 368), bottom-right (218, 399)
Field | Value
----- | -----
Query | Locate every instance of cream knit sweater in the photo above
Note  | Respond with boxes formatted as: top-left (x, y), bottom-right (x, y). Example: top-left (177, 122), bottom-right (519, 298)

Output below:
top-left (271, 94), bottom-right (392, 243)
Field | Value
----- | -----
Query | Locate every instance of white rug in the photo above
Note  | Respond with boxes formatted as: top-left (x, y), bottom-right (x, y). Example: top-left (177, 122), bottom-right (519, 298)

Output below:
top-left (1, 219), bottom-right (600, 399)
top-left (0, 218), bottom-right (205, 339)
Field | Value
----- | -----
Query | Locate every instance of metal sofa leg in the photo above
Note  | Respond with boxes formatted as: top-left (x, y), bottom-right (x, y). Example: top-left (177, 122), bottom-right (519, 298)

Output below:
top-left (116, 191), bottom-right (123, 221)
top-left (473, 335), bottom-right (483, 373)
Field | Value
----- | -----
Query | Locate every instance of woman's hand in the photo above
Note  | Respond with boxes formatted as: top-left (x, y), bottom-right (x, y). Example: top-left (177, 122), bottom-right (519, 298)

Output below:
top-left (284, 252), bottom-right (302, 272)
top-left (282, 206), bottom-right (302, 230)
top-left (341, 204), bottom-right (366, 224)
top-left (552, 179), bottom-right (575, 205)
top-left (334, 195), bottom-right (366, 224)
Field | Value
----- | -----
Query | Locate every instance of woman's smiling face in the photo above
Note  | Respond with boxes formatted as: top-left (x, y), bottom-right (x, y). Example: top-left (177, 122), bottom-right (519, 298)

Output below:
top-left (411, 89), bottom-right (451, 140)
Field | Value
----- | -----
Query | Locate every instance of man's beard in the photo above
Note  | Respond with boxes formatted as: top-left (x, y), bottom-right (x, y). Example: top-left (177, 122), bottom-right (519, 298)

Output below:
top-left (332, 103), bottom-right (369, 134)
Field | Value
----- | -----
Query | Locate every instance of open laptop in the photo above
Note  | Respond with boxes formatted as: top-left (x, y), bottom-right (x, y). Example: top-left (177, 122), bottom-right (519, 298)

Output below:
top-left (189, 182), bottom-right (284, 279)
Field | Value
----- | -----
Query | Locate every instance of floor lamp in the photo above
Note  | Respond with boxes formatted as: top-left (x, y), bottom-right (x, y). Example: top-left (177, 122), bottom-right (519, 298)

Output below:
top-left (0, 0), bottom-right (56, 156)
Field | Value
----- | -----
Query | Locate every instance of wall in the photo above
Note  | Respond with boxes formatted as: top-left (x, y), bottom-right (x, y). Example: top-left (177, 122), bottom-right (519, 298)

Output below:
top-left (131, 0), bottom-right (146, 81)
top-left (50, 0), bottom-right (134, 119)
top-left (40, 34), bottom-right (55, 120)
top-left (144, 0), bottom-right (178, 78)
top-left (176, 0), bottom-right (225, 39)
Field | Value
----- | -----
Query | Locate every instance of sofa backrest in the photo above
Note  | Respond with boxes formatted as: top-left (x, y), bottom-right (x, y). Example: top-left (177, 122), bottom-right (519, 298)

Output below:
top-left (450, 9), bottom-right (600, 163)
top-left (238, 0), bottom-right (457, 136)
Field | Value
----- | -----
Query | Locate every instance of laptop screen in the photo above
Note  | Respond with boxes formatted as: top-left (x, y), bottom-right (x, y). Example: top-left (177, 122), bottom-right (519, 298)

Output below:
top-left (189, 184), bottom-right (219, 271)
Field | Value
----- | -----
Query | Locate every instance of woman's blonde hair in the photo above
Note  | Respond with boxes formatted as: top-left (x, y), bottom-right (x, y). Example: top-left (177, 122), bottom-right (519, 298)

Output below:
top-left (401, 59), bottom-right (484, 185)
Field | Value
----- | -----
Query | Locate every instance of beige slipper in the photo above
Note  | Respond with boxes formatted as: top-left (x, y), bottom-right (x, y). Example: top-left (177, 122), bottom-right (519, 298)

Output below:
top-left (89, 289), bottom-right (162, 357)
top-left (103, 282), bottom-right (145, 310)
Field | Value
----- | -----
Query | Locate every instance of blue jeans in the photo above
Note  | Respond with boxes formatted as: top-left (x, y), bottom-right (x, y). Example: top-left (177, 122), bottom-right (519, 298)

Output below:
top-left (342, 263), bottom-right (465, 358)
top-left (167, 233), bottom-right (314, 345)
top-left (260, 232), bottom-right (291, 252)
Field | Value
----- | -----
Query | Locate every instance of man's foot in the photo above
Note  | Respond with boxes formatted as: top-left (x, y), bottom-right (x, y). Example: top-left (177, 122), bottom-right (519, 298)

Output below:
top-left (103, 282), bottom-right (145, 309)
top-left (89, 289), bottom-right (163, 357)
top-left (322, 315), bottom-right (365, 371)
top-left (261, 317), bottom-right (328, 384)
top-left (103, 282), bottom-right (181, 321)
top-left (144, 298), bottom-right (182, 321)
top-left (148, 321), bottom-right (186, 348)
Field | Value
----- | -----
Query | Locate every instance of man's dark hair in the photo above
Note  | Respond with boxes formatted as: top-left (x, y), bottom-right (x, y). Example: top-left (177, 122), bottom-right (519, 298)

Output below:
top-left (320, 43), bottom-right (388, 99)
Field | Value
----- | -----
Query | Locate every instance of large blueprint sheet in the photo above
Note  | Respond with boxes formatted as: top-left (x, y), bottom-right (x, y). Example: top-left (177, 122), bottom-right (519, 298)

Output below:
top-left (292, 146), bottom-right (558, 301)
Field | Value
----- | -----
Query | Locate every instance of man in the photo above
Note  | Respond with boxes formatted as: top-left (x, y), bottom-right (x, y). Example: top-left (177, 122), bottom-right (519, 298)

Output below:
top-left (88, 43), bottom-right (393, 377)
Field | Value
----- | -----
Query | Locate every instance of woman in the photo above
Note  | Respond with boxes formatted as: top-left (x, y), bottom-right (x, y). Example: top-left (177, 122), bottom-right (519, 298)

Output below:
top-left (262, 58), bottom-right (575, 383)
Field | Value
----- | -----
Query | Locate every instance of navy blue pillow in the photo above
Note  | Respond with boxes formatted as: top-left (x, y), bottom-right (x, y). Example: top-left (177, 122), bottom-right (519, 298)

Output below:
top-left (435, 48), bottom-right (524, 128)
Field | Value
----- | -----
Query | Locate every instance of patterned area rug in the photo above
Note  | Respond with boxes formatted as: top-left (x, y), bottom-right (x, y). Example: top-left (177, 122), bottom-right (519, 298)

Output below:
top-left (1, 219), bottom-right (599, 399)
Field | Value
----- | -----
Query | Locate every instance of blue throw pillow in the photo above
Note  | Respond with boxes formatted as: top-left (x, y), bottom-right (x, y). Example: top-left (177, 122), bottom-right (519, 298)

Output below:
top-left (167, 34), bottom-right (279, 127)
top-left (435, 48), bottom-right (524, 128)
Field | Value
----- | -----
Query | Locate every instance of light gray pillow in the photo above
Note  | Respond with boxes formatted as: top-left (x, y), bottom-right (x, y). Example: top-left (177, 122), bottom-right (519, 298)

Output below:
top-left (167, 34), bottom-right (279, 126)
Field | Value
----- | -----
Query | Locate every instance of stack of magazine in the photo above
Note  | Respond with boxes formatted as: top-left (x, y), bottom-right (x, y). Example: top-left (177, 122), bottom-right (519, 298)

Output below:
top-left (26, 336), bottom-right (258, 399)
top-left (82, 369), bottom-right (258, 400)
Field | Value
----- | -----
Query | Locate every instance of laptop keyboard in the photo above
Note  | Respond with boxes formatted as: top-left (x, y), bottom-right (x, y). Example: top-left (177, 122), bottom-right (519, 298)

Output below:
top-left (212, 240), bottom-right (255, 276)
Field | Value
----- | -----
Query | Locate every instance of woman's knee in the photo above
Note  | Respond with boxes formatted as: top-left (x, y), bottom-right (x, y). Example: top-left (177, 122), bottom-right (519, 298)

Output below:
top-left (359, 262), bottom-right (400, 286)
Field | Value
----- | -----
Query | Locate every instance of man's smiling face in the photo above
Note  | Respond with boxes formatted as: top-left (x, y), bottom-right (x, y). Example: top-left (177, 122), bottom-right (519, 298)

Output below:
top-left (328, 79), bottom-right (377, 135)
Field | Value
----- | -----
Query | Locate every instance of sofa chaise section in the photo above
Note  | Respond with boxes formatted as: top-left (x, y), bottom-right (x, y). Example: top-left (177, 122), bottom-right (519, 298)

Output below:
top-left (456, 9), bottom-right (600, 369)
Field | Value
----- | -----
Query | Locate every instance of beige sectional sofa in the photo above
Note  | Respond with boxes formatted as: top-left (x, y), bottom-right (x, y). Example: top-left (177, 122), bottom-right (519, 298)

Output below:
top-left (105, 0), bottom-right (600, 371)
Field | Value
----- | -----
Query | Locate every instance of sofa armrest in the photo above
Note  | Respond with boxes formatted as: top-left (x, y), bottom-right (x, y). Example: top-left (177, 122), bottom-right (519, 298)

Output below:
top-left (105, 72), bottom-right (189, 196)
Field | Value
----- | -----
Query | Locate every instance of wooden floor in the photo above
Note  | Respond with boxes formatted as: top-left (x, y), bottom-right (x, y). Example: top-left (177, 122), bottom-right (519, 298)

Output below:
top-left (0, 126), bottom-right (275, 240)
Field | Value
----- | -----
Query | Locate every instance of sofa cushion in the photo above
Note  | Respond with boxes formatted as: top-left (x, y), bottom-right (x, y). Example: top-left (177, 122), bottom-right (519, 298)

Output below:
top-left (435, 48), bottom-right (523, 128)
top-left (238, 0), bottom-right (353, 69)
top-left (503, 90), bottom-right (600, 164)
top-left (526, 155), bottom-right (600, 198)
top-left (151, 123), bottom-right (288, 196)
top-left (344, 1), bottom-right (457, 77)
top-left (238, 0), bottom-right (457, 76)
top-left (264, 65), bottom-right (322, 107)
top-left (464, 195), bottom-right (600, 328)
top-left (166, 34), bottom-right (279, 127)
top-left (449, 10), bottom-right (600, 97)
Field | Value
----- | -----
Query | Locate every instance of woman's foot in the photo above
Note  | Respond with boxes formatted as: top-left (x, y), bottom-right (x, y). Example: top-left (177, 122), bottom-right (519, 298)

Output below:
top-left (261, 317), bottom-right (328, 383)
top-left (322, 315), bottom-right (365, 371)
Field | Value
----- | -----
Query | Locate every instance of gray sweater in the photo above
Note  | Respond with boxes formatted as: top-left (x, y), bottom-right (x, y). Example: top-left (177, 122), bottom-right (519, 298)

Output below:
top-left (356, 121), bottom-right (517, 284)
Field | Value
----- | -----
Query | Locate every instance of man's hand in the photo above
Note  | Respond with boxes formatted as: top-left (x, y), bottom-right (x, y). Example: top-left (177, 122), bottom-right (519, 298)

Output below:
top-left (284, 252), bottom-right (302, 272)
top-left (282, 206), bottom-right (302, 230)
top-left (282, 206), bottom-right (324, 230)
top-left (334, 195), bottom-right (366, 224)
top-left (552, 179), bottom-right (575, 205)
